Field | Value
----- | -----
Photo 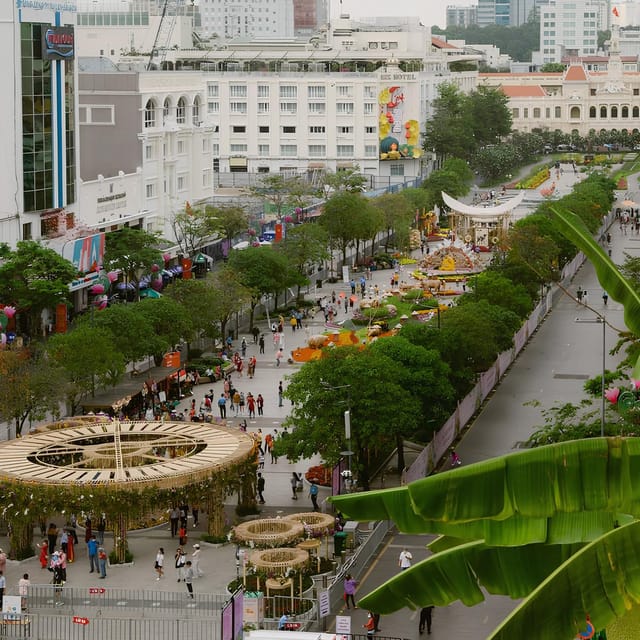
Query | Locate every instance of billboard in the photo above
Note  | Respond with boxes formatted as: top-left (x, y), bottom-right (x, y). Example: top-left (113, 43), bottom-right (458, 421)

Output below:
top-left (62, 233), bottom-right (105, 273)
top-left (42, 26), bottom-right (75, 60)
top-left (378, 85), bottom-right (422, 160)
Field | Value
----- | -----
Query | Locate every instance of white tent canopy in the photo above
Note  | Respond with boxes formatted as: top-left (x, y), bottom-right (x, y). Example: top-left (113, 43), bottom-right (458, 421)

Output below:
top-left (442, 191), bottom-right (525, 216)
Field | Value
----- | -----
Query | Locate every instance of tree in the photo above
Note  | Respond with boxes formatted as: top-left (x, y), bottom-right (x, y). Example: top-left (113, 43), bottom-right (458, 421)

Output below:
top-left (421, 158), bottom-right (473, 212)
top-left (0, 241), bottom-right (77, 337)
top-left (456, 271), bottom-right (534, 319)
top-left (540, 62), bottom-right (566, 72)
top-left (103, 228), bottom-right (163, 299)
top-left (468, 85), bottom-right (512, 148)
top-left (47, 324), bottom-right (126, 415)
top-left (277, 224), bottom-right (329, 299)
top-left (0, 347), bottom-right (64, 437)
top-left (321, 167), bottom-right (368, 194)
top-left (246, 175), bottom-right (314, 221)
top-left (170, 203), bottom-right (219, 257)
top-left (330, 439), bottom-right (640, 639)
top-left (371, 193), bottom-right (414, 253)
top-left (206, 205), bottom-right (249, 248)
top-left (320, 191), bottom-right (374, 263)
top-left (423, 83), bottom-right (475, 160)
top-left (227, 246), bottom-right (292, 329)
top-left (277, 347), bottom-right (421, 489)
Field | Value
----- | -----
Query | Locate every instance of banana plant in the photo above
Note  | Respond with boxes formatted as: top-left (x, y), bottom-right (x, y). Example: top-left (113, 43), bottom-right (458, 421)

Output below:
top-left (330, 438), bottom-right (640, 639)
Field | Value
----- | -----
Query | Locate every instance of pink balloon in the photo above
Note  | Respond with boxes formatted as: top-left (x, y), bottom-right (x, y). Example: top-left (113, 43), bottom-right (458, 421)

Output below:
top-left (151, 264), bottom-right (160, 273)
top-left (107, 271), bottom-right (118, 283)
top-left (605, 388), bottom-right (620, 404)
top-left (90, 284), bottom-right (105, 295)
top-left (3, 306), bottom-right (16, 318)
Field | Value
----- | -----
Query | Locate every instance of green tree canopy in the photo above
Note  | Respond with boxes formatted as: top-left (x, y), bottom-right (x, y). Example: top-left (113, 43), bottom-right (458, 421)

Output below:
top-left (205, 205), bottom-right (249, 247)
top-left (371, 193), bottom-right (415, 253)
top-left (170, 203), bottom-right (219, 256)
top-left (0, 241), bottom-right (77, 336)
top-left (457, 271), bottom-right (534, 319)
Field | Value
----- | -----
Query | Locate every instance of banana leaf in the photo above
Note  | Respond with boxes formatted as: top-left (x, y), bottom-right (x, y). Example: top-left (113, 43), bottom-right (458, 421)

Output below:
top-left (488, 520), bottom-right (640, 640)
top-left (357, 540), bottom-right (583, 614)
top-left (331, 439), bottom-right (640, 544)
top-left (548, 205), bottom-right (640, 377)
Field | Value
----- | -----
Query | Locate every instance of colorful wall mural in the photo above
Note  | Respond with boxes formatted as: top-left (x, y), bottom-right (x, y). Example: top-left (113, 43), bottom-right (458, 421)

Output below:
top-left (378, 86), bottom-right (422, 160)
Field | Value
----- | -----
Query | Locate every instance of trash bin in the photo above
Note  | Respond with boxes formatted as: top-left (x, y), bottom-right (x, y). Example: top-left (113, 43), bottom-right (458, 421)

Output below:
top-left (333, 531), bottom-right (346, 557)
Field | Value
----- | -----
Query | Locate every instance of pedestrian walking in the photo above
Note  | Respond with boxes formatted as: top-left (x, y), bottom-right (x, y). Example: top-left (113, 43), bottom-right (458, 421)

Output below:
top-left (451, 450), bottom-right (462, 467)
top-left (184, 561), bottom-right (194, 598)
top-left (47, 523), bottom-right (58, 555)
top-left (87, 535), bottom-right (99, 573)
top-left (97, 516), bottom-right (106, 545)
top-left (98, 547), bottom-right (108, 578)
top-left (252, 326), bottom-right (260, 344)
top-left (398, 547), bottom-right (412, 570)
top-left (257, 393), bottom-right (264, 416)
top-left (192, 543), bottom-right (204, 577)
top-left (169, 506), bottom-right (180, 537)
top-left (259, 334), bottom-right (265, 354)
top-left (247, 393), bottom-right (256, 418)
top-left (18, 573), bottom-right (30, 611)
top-left (218, 394), bottom-right (227, 419)
top-left (343, 574), bottom-right (357, 609)
top-left (577, 286), bottom-right (583, 303)
top-left (241, 337), bottom-right (247, 357)
top-left (278, 381), bottom-right (284, 407)
top-left (363, 612), bottom-right (375, 637)
top-left (419, 606), bottom-right (434, 635)
top-left (603, 290), bottom-right (609, 305)
top-left (175, 547), bottom-right (186, 582)
top-left (309, 481), bottom-right (319, 511)
top-left (192, 504), bottom-right (199, 528)
top-left (38, 540), bottom-right (48, 569)
top-left (291, 472), bottom-right (301, 500)
top-left (155, 547), bottom-right (165, 580)
top-left (257, 472), bottom-right (266, 504)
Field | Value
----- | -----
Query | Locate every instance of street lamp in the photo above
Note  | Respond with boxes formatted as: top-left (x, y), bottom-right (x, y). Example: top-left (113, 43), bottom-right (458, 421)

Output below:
top-left (575, 316), bottom-right (606, 437)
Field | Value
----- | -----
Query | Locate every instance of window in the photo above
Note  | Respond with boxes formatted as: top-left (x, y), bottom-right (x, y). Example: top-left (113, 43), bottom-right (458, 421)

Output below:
top-left (600, 106), bottom-right (607, 118)
top-left (364, 86), bottom-right (376, 99)
top-left (533, 108), bottom-right (541, 118)
top-left (145, 144), bottom-right (153, 160)
top-left (365, 145), bottom-right (377, 157)
top-left (512, 108), bottom-right (519, 118)
top-left (390, 163), bottom-right (405, 176)
top-left (365, 126), bottom-right (376, 134)
top-left (259, 126), bottom-right (270, 133)
top-left (203, 170), bottom-right (211, 188)
top-left (208, 101), bottom-right (219, 114)
top-left (590, 106), bottom-right (596, 118)
top-left (22, 222), bottom-right (32, 240)
top-left (622, 106), bottom-right (629, 118)
top-left (523, 108), bottom-right (528, 118)
top-left (280, 85), bottom-right (297, 98)
top-left (192, 97), bottom-right (201, 123)
top-left (230, 102), bottom-right (247, 114)
top-left (230, 144), bottom-right (247, 153)
top-left (280, 144), bottom-right (297, 156)
top-left (308, 86), bottom-right (325, 98)
top-left (178, 176), bottom-right (186, 191)
top-left (177, 140), bottom-right (185, 154)
top-left (163, 98), bottom-right (171, 122)
top-left (363, 103), bottom-right (375, 114)
top-left (258, 85), bottom-right (270, 98)
top-left (258, 144), bottom-right (270, 155)
top-left (282, 126), bottom-right (296, 134)
top-left (336, 103), bottom-right (354, 114)
top-left (258, 102), bottom-right (270, 114)
top-left (337, 85), bottom-right (352, 97)
top-left (230, 85), bottom-right (247, 97)
top-left (337, 126), bottom-right (353, 134)
top-left (555, 106), bottom-right (561, 118)
top-left (337, 145), bottom-right (354, 157)
top-left (308, 102), bottom-right (326, 114)
top-left (144, 100), bottom-right (156, 128)
top-left (202, 139), bottom-right (210, 153)
top-left (611, 106), bottom-right (618, 118)
top-left (207, 83), bottom-right (219, 98)
top-left (308, 144), bottom-right (326, 157)
top-left (309, 125), bottom-right (326, 134)
top-left (146, 183), bottom-right (156, 198)
top-left (213, 144), bottom-right (219, 156)
top-left (232, 125), bottom-right (246, 133)
top-left (280, 103), bottom-right (297, 115)
top-left (545, 108), bottom-right (551, 118)
top-left (570, 106), bottom-right (580, 119)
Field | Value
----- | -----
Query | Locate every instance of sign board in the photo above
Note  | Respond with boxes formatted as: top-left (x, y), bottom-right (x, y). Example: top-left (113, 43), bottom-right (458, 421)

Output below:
top-left (342, 266), bottom-right (350, 284)
top-left (243, 592), bottom-right (264, 624)
top-left (89, 588), bottom-right (105, 595)
top-left (62, 233), bottom-right (105, 273)
top-left (318, 590), bottom-right (330, 619)
top-left (2, 596), bottom-right (21, 621)
top-left (73, 616), bottom-right (90, 626)
top-left (42, 26), bottom-right (75, 60)
top-left (336, 614), bottom-right (351, 640)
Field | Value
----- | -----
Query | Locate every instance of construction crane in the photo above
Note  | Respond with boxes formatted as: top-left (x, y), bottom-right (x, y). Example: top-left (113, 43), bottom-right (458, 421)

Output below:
top-left (147, 0), bottom-right (183, 70)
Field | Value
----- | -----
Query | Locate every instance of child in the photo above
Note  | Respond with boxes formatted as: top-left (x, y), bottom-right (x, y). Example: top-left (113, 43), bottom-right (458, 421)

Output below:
top-left (184, 560), bottom-right (194, 598)
top-left (18, 573), bottom-right (30, 611)
top-left (363, 612), bottom-right (376, 637)
top-left (179, 525), bottom-right (188, 547)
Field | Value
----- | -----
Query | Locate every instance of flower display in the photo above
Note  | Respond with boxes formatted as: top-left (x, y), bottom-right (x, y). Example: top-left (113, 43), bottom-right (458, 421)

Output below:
top-left (605, 388), bottom-right (620, 404)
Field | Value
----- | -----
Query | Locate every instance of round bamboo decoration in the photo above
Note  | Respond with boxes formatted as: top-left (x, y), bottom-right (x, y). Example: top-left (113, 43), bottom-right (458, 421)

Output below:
top-left (249, 547), bottom-right (309, 573)
top-left (284, 512), bottom-right (335, 536)
top-left (234, 519), bottom-right (305, 547)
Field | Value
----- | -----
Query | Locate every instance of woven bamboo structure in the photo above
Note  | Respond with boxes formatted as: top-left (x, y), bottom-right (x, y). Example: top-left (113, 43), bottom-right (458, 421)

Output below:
top-left (249, 547), bottom-right (309, 573)
top-left (284, 512), bottom-right (335, 537)
top-left (234, 518), bottom-right (305, 547)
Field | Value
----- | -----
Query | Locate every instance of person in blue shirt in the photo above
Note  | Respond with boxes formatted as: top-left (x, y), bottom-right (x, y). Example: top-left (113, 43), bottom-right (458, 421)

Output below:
top-left (87, 535), bottom-right (99, 573)
top-left (309, 482), bottom-right (319, 512)
top-left (278, 611), bottom-right (289, 630)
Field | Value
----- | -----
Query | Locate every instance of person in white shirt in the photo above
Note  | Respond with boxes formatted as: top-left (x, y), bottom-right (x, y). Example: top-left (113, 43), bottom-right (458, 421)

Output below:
top-left (398, 548), bottom-right (413, 570)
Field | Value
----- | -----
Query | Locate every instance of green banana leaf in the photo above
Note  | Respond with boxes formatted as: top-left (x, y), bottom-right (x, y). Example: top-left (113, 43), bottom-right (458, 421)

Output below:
top-left (548, 205), bottom-right (640, 377)
top-left (331, 439), bottom-right (640, 545)
top-left (357, 540), bottom-right (584, 613)
top-left (488, 520), bottom-right (640, 640)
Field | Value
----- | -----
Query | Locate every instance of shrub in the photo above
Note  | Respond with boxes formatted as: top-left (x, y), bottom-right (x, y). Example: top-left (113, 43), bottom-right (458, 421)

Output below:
top-left (109, 549), bottom-right (133, 564)
top-left (201, 533), bottom-right (229, 545)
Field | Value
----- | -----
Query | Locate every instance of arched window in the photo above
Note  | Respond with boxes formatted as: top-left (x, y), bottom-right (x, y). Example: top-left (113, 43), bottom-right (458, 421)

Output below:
top-left (622, 106), bottom-right (629, 118)
top-left (589, 106), bottom-right (596, 118)
top-left (144, 99), bottom-right (156, 128)
top-left (600, 106), bottom-right (607, 118)
top-left (611, 106), bottom-right (618, 118)
top-left (192, 96), bottom-right (201, 124)
top-left (163, 98), bottom-right (171, 123)
top-left (177, 97), bottom-right (186, 124)
top-left (570, 106), bottom-right (580, 119)
top-left (634, 107), bottom-right (640, 118)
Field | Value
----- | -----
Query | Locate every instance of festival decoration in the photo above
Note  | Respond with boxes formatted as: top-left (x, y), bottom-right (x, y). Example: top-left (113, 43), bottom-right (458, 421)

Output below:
top-left (3, 306), bottom-right (16, 319)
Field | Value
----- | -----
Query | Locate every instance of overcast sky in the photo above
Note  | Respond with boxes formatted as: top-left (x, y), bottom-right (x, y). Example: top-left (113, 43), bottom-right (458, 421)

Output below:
top-left (330, 0), bottom-right (475, 29)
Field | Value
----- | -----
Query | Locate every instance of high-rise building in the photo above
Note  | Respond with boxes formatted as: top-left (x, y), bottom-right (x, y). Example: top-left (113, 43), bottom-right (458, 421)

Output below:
top-left (446, 4), bottom-right (479, 27)
top-left (0, 2), bottom-right (78, 248)
top-left (477, 0), bottom-right (541, 26)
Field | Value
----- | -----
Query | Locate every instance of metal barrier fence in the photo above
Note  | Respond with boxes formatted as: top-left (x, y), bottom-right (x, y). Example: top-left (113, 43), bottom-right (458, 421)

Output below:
top-left (0, 613), bottom-right (217, 640)
top-left (27, 584), bottom-right (227, 618)
top-left (260, 596), bottom-right (317, 630)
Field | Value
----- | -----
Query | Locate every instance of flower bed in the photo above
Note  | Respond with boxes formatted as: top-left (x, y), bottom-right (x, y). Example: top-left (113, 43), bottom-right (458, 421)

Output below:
top-left (515, 166), bottom-right (550, 189)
